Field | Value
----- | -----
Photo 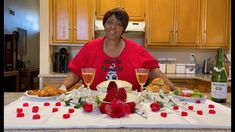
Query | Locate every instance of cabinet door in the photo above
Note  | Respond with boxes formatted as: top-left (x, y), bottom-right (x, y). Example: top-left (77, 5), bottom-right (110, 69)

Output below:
top-left (52, 0), bottom-right (73, 43)
top-left (73, 0), bottom-right (91, 43)
top-left (121, 0), bottom-right (145, 21)
top-left (175, 0), bottom-right (200, 47)
top-left (202, 0), bottom-right (230, 48)
top-left (96, 0), bottom-right (120, 19)
top-left (147, 0), bottom-right (174, 46)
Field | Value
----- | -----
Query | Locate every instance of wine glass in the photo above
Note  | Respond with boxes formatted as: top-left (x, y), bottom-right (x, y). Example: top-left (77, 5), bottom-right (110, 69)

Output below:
top-left (81, 68), bottom-right (96, 89)
top-left (135, 68), bottom-right (149, 91)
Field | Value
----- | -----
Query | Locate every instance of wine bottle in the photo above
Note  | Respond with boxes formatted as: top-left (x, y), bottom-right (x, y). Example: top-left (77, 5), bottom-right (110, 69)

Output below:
top-left (211, 48), bottom-right (227, 103)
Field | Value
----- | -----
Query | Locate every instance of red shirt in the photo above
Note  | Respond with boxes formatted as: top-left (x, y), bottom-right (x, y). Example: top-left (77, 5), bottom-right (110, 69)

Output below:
top-left (68, 37), bottom-right (159, 91)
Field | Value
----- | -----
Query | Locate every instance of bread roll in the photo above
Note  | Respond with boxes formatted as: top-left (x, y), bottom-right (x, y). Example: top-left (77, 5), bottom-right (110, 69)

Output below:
top-left (151, 78), bottom-right (164, 85)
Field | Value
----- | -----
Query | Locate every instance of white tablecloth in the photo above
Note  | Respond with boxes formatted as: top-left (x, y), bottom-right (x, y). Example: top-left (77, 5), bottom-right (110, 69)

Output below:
top-left (4, 96), bottom-right (231, 129)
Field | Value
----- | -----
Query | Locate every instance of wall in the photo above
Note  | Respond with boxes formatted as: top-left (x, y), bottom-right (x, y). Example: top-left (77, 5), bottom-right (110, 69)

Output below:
top-left (4, 0), bottom-right (40, 68)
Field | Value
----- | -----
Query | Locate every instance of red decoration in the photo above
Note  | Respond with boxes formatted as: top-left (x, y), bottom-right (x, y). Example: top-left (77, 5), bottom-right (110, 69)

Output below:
top-left (23, 103), bottom-right (29, 107)
top-left (197, 110), bottom-right (203, 115)
top-left (208, 104), bottom-right (215, 109)
top-left (195, 100), bottom-right (201, 103)
top-left (16, 108), bottom-right (23, 113)
top-left (105, 99), bottom-right (130, 118)
top-left (160, 112), bottom-right (167, 118)
top-left (44, 102), bottom-right (50, 106)
top-left (173, 105), bottom-right (179, 110)
top-left (32, 114), bottom-right (40, 120)
top-left (68, 108), bottom-right (75, 113)
top-left (188, 106), bottom-right (194, 110)
top-left (52, 108), bottom-right (58, 112)
top-left (99, 102), bottom-right (107, 114)
top-left (63, 114), bottom-right (70, 119)
top-left (127, 102), bottom-right (136, 113)
top-left (55, 102), bottom-right (61, 106)
top-left (181, 111), bottom-right (188, 116)
top-left (17, 112), bottom-right (24, 118)
top-left (150, 102), bottom-right (161, 112)
top-left (209, 109), bottom-right (216, 114)
top-left (32, 106), bottom-right (39, 113)
top-left (83, 103), bottom-right (93, 112)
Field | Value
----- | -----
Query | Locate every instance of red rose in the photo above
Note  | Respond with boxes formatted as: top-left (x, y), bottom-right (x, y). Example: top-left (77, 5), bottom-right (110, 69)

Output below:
top-left (103, 87), bottom-right (118, 102)
top-left (99, 102), bottom-right (107, 114)
top-left (150, 102), bottom-right (161, 112)
top-left (116, 88), bottom-right (127, 102)
top-left (83, 103), bottom-right (93, 112)
top-left (107, 81), bottom-right (118, 92)
top-left (127, 102), bottom-right (136, 113)
top-left (105, 99), bottom-right (130, 118)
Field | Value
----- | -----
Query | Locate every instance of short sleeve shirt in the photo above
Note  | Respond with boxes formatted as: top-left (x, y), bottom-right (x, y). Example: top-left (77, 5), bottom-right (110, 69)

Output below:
top-left (68, 37), bottom-right (159, 91)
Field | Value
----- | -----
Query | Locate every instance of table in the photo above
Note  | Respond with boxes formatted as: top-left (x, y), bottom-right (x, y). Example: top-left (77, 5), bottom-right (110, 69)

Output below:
top-left (4, 92), bottom-right (231, 132)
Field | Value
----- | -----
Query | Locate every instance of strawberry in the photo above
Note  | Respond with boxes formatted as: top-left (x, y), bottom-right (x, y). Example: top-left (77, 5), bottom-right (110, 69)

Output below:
top-left (116, 88), bottom-right (127, 102)
top-left (52, 108), bottom-right (58, 112)
top-left (68, 108), bottom-right (75, 113)
top-left (173, 105), bottom-right (179, 110)
top-left (32, 106), bottom-right (39, 113)
top-left (55, 102), bottom-right (61, 106)
top-left (209, 109), bottom-right (216, 114)
top-left (188, 106), bottom-right (194, 110)
top-left (23, 102), bottom-right (29, 107)
top-left (208, 104), bottom-right (215, 108)
top-left (150, 102), bottom-right (161, 112)
top-left (17, 112), bottom-right (24, 118)
top-left (103, 87), bottom-right (118, 102)
top-left (44, 102), bottom-right (50, 106)
top-left (107, 81), bottom-right (118, 92)
top-left (16, 108), bottom-right (23, 113)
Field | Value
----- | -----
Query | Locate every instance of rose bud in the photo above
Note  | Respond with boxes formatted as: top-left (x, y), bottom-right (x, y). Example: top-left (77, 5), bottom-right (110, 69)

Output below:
top-left (173, 105), bottom-right (179, 110)
top-left (52, 108), bottom-right (58, 112)
top-left (55, 102), bottom-right (61, 106)
top-left (160, 112), bottom-right (167, 118)
top-left (83, 103), bottom-right (93, 112)
top-left (150, 102), bottom-right (161, 112)
top-left (63, 114), bottom-right (70, 119)
top-left (23, 103), bottom-right (29, 107)
top-left (44, 102), bottom-right (50, 106)
top-left (17, 112), bottom-right (24, 118)
top-left (68, 108), bottom-right (74, 113)
top-left (181, 111), bottom-right (188, 116)
top-left (188, 106), bottom-right (194, 110)
top-left (32, 114), bottom-right (40, 120)
top-left (16, 108), bottom-right (23, 113)
top-left (209, 109), bottom-right (216, 114)
top-left (208, 104), bottom-right (215, 109)
top-left (197, 110), bottom-right (203, 115)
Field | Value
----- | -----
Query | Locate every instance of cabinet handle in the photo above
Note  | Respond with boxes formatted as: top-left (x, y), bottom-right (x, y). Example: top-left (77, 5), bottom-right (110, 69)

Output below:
top-left (175, 30), bottom-right (178, 43)
top-left (203, 30), bottom-right (207, 45)
top-left (69, 27), bottom-right (72, 30)
top-left (170, 30), bottom-right (173, 43)
top-left (73, 26), bottom-right (77, 30)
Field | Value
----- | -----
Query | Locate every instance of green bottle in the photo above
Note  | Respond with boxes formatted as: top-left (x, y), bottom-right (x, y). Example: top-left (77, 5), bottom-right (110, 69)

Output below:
top-left (211, 48), bottom-right (227, 103)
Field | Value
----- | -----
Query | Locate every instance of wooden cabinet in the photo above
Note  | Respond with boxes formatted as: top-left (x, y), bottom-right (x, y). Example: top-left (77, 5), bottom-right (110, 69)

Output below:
top-left (96, 0), bottom-right (145, 21)
top-left (51, 0), bottom-right (93, 44)
top-left (201, 0), bottom-right (230, 48)
top-left (146, 0), bottom-right (200, 48)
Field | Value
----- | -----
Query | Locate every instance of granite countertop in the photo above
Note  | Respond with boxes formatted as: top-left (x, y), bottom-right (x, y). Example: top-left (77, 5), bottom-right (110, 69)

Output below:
top-left (4, 92), bottom-right (231, 132)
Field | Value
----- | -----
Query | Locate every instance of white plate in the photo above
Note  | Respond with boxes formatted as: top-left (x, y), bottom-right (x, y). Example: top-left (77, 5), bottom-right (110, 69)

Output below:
top-left (24, 91), bottom-right (61, 100)
top-left (96, 80), bottom-right (132, 93)
top-left (172, 90), bottom-right (207, 102)
top-left (99, 92), bottom-right (139, 102)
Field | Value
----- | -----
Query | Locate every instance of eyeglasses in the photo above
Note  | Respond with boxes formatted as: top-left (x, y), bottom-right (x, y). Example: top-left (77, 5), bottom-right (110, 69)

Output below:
top-left (102, 58), bottom-right (122, 72)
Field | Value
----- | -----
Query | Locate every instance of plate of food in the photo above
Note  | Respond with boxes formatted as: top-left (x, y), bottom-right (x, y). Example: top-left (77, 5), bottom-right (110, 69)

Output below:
top-left (25, 86), bottom-right (66, 100)
top-left (96, 80), bottom-right (132, 93)
top-left (171, 89), bottom-right (207, 102)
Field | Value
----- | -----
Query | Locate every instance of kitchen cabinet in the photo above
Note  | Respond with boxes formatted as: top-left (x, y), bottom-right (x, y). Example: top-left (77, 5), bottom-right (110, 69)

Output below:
top-left (195, 80), bottom-right (231, 93)
top-left (96, 0), bottom-right (145, 21)
top-left (51, 0), bottom-right (93, 44)
top-left (146, 0), bottom-right (200, 48)
top-left (201, 0), bottom-right (230, 48)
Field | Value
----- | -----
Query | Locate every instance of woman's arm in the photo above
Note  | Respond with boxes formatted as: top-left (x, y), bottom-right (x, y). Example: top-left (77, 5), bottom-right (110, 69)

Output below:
top-left (60, 72), bottom-right (79, 90)
top-left (149, 68), bottom-right (175, 91)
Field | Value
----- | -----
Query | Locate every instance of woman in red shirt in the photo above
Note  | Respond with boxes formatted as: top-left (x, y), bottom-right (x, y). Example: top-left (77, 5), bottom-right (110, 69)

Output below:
top-left (60, 8), bottom-right (174, 92)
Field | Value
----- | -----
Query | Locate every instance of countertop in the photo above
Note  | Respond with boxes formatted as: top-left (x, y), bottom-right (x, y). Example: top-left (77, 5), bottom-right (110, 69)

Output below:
top-left (4, 92), bottom-right (231, 132)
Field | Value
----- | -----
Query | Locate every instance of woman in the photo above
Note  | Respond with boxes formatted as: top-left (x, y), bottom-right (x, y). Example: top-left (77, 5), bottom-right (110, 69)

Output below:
top-left (60, 8), bottom-right (175, 92)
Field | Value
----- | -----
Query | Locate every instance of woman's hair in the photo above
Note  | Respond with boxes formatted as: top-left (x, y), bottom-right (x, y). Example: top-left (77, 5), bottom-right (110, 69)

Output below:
top-left (103, 8), bottom-right (129, 34)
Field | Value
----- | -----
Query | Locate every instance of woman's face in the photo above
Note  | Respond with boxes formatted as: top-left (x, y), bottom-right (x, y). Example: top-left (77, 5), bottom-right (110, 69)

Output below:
top-left (104, 15), bottom-right (124, 40)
